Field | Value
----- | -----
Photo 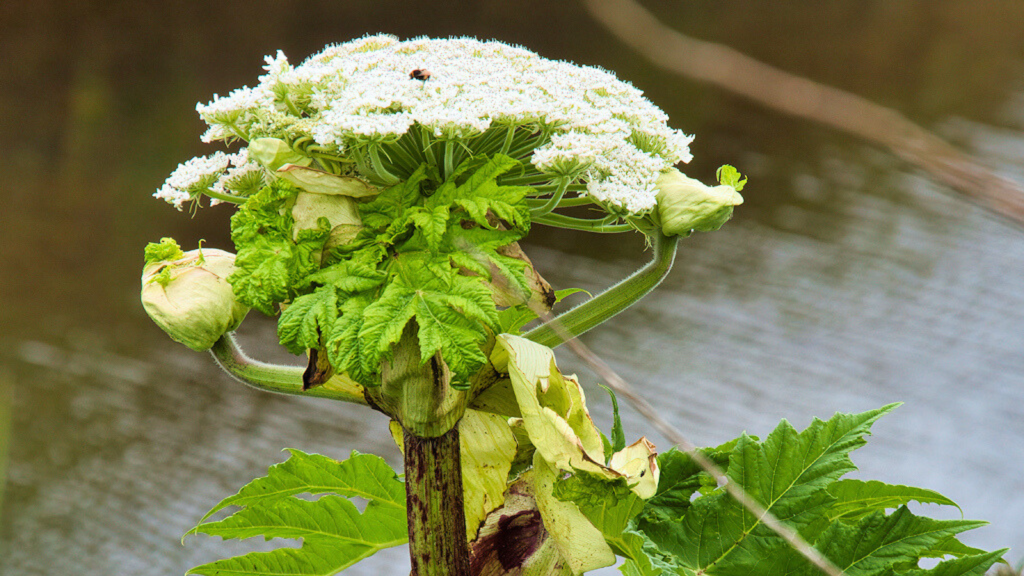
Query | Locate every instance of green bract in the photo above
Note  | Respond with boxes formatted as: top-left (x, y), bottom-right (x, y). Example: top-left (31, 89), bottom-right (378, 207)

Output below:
top-left (141, 239), bottom-right (249, 351)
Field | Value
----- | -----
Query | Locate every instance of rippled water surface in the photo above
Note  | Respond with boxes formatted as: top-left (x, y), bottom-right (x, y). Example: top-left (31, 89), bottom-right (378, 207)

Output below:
top-left (3, 3), bottom-right (1024, 574)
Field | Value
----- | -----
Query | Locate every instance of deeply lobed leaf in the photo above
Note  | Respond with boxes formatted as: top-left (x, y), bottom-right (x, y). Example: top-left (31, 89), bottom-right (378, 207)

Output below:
top-left (185, 450), bottom-right (407, 576)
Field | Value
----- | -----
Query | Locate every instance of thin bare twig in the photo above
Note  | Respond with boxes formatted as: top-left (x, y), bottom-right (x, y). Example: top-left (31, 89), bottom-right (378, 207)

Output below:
top-left (582, 0), bottom-right (1024, 226)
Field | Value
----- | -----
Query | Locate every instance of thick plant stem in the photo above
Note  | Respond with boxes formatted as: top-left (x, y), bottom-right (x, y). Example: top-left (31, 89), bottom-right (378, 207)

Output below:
top-left (367, 324), bottom-right (471, 574)
top-left (525, 231), bottom-right (680, 348)
top-left (404, 426), bottom-right (471, 576)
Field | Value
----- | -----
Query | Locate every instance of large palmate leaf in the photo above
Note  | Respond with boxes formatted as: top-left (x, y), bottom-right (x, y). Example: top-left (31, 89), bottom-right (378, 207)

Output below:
top-left (185, 450), bottom-right (407, 576)
top-left (639, 405), bottom-right (899, 574)
top-left (633, 406), bottom-right (1002, 576)
top-left (753, 507), bottom-right (1004, 576)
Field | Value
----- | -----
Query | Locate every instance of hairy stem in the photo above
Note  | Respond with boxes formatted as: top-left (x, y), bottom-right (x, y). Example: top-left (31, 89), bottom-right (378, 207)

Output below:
top-left (370, 325), bottom-right (470, 575)
top-left (525, 231), bottom-right (680, 347)
top-left (404, 426), bottom-right (471, 576)
top-left (209, 334), bottom-right (366, 405)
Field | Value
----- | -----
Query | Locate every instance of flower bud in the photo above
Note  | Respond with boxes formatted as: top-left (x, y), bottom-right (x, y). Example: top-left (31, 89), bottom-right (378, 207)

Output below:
top-left (655, 168), bottom-right (743, 236)
top-left (141, 239), bottom-right (249, 351)
top-left (247, 138), bottom-right (311, 171)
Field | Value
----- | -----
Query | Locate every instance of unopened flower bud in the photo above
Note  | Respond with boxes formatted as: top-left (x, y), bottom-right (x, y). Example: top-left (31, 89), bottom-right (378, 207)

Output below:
top-left (247, 138), bottom-right (311, 171)
top-left (655, 168), bottom-right (743, 236)
top-left (141, 239), bottom-right (249, 351)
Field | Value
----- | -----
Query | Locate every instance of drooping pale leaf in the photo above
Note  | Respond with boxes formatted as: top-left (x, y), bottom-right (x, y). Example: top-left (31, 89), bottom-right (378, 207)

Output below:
top-left (532, 454), bottom-right (616, 574)
top-left (185, 450), bottom-right (407, 576)
top-left (277, 287), bottom-right (338, 354)
top-left (468, 472), bottom-right (574, 576)
top-left (276, 164), bottom-right (378, 197)
top-left (826, 479), bottom-right (961, 522)
top-left (492, 335), bottom-right (612, 477)
top-left (454, 410), bottom-right (518, 540)
top-left (637, 405), bottom-right (901, 574)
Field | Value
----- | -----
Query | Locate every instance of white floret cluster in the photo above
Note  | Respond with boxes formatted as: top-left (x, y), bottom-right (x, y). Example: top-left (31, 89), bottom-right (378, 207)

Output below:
top-left (155, 149), bottom-right (265, 209)
top-left (187, 35), bottom-right (693, 214)
top-left (154, 152), bottom-right (231, 209)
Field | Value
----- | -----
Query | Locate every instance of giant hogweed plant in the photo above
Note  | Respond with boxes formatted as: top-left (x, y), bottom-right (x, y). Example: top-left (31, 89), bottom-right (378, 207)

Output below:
top-left (141, 36), bottom-right (1006, 576)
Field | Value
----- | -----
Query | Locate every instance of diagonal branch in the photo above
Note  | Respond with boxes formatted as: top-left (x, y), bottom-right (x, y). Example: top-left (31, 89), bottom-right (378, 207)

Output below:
top-left (582, 0), bottom-right (1024, 226)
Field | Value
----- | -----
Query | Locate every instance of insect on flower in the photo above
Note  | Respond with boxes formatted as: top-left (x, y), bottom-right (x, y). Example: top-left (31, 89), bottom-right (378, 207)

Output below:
top-left (409, 68), bottom-right (432, 81)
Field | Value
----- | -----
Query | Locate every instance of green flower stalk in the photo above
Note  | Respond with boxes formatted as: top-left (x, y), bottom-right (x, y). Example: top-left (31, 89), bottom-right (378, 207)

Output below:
top-left (141, 239), bottom-right (248, 351)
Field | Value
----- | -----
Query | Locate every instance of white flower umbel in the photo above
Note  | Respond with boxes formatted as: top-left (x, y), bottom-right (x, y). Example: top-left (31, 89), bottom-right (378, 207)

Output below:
top-left (210, 148), bottom-right (267, 205)
top-left (183, 35), bottom-right (694, 214)
top-left (154, 152), bottom-right (231, 209)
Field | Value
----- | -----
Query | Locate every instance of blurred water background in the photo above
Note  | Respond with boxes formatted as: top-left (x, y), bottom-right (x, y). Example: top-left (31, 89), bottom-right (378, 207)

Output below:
top-left (2, 2), bottom-right (1024, 574)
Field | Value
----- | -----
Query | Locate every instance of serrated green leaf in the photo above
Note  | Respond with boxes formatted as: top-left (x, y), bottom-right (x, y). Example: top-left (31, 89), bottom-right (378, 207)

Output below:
top-left (325, 296), bottom-right (373, 384)
top-left (810, 507), bottom-right (988, 576)
top-left (554, 472), bottom-right (645, 543)
top-left (144, 237), bottom-right (185, 264)
top-left (193, 494), bottom-right (405, 545)
top-left (407, 205), bottom-right (450, 251)
top-left (277, 287), bottom-right (338, 355)
top-left (188, 450), bottom-right (404, 529)
top-left (358, 258), bottom-right (497, 388)
top-left (186, 540), bottom-right (387, 576)
top-left (185, 450), bottom-right (406, 576)
top-left (302, 260), bottom-right (386, 294)
top-left (920, 535), bottom-right (990, 560)
top-left (359, 164), bottom-right (427, 230)
top-left (638, 441), bottom-right (738, 526)
top-left (716, 164), bottom-right (747, 192)
top-left (230, 230), bottom-right (327, 316)
top-left (826, 479), bottom-right (961, 522)
top-left (618, 524), bottom-right (686, 576)
top-left (230, 183), bottom-right (296, 247)
top-left (901, 549), bottom-right (1008, 576)
top-left (638, 405), bottom-right (901, 574)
